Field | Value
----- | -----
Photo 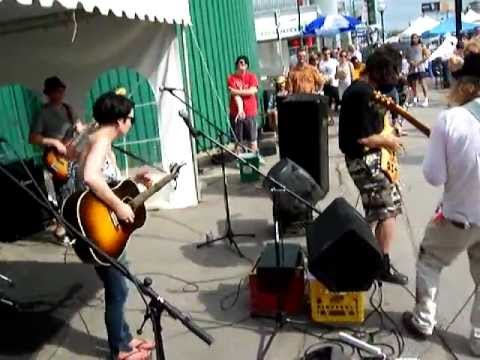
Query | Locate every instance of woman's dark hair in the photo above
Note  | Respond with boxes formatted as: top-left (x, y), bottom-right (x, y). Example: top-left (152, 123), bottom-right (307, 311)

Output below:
top-left (365, 45), bottom-right (401, 86)
top-left (410, 33), bottom-right (422, 46)
top-left (93, 92), bottom-right (135, 125)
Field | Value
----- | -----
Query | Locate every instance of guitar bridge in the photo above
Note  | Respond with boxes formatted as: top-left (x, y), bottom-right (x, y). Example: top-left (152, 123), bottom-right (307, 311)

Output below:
top-left (110, 211), bottom-right (120, 228)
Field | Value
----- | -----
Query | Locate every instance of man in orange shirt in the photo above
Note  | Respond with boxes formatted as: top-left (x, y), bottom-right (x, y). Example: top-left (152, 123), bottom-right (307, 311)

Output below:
top-left (287, 48), bottom-right (324, 94)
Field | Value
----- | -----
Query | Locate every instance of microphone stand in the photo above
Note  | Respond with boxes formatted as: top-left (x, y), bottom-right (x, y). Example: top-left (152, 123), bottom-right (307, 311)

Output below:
top-left (162, 88), bottom-right (255, 258)
top-left (178, 112), bottom-right (320, 359)
top-left (0, 142), bottom-right (213, 360)
top-left (178, 112), bottom-right (321, 217)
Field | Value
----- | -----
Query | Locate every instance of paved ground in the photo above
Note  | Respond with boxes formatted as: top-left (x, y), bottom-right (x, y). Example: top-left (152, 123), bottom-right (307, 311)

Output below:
top-left (0, 87), bottom-right (477, 359)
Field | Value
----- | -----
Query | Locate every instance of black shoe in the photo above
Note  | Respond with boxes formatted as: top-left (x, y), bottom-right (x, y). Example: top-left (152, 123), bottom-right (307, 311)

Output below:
top-left (402, 311), bottom-right (429, 340)
top-left (378, 264), bottom-right (408, 285)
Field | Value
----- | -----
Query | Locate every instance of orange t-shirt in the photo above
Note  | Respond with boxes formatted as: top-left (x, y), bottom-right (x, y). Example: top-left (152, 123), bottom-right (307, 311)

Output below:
top-left (287, 64), bottom-right (324, 94)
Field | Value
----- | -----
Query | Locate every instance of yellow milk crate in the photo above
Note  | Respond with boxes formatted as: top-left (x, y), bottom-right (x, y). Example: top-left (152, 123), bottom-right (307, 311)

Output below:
top-left (309, 279), bottom-right (365, 323)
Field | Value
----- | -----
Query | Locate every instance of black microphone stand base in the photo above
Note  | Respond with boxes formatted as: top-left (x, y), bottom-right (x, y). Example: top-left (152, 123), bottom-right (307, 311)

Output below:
top-left (196, 227), bottom-right (255, 259)
top-left (251, 311), bottom-right (299, 360)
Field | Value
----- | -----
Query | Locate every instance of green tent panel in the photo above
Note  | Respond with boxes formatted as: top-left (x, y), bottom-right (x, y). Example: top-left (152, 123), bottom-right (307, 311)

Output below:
top-left (85, 67), bottom-right (161, 170)
top-left (0, 84), bottom-right (43, 164)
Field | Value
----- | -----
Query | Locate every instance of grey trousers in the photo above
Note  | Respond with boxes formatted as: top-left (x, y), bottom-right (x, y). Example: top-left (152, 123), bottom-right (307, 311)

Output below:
top-left (411, 215), bottom-right (480, 334)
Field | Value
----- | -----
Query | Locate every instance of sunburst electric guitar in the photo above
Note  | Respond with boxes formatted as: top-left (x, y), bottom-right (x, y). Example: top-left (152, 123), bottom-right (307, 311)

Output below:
top-left (62, 163), bottom-right (184, 265)
top-left (370, 91), bottom-right (431, 183)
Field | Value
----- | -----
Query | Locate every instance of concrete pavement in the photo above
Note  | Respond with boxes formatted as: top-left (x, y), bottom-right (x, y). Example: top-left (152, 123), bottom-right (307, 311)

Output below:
top-left (0, 87), bottom-right (477, 359)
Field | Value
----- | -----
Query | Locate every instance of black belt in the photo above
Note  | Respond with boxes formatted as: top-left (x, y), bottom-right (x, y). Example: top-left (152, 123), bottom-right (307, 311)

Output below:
top-left (449, 219), bottom-right (471, 230)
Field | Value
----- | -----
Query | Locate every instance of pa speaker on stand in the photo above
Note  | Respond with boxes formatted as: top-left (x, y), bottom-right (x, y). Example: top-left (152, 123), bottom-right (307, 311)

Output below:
top-left (263, 158), bottom-right (323, 232)
top-left (277, 94), bottom-right (330, 197)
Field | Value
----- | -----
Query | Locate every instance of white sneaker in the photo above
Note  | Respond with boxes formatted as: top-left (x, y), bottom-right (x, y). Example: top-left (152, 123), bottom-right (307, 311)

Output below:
top-left (258, 154), bottom-right (266, 165)
top-left (470, 328), bottom-right (480, 356)
top-left (421, 98), bottom-right (429, 107)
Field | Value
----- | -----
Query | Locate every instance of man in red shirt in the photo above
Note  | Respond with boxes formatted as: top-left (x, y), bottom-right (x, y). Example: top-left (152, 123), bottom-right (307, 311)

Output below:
top-left (227, 55), bottom-right (259, 154)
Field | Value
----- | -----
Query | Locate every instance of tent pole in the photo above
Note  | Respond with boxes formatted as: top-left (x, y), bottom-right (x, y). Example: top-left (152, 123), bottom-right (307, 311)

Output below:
top-left (455, 0), bottom-right (462, 41)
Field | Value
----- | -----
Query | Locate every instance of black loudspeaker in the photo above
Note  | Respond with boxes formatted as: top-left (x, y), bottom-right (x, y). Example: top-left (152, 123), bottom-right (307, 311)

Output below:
top-left (277, 94), bottom-right (329, 197)
top-left (257, 243), bottom-right (303, 292)
top-left (0, 160), bottom-right (52, 241)
top-left (263, 158), bottom-right (323, 225)
top-left (306, 197), bottom-right (383, 292)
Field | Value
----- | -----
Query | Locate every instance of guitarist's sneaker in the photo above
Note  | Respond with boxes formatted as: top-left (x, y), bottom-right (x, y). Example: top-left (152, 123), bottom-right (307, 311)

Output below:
top-left (377, 254), bottom-right (408, 286)
top-left (54, 224), bottom-right (66, 239)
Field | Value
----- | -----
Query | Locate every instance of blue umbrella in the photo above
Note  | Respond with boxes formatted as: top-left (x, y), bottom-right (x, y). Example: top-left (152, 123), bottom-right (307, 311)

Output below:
top-left (303, 15), bottom-right (361, 37)
top-left (423, 17), bottom-right (478, 36)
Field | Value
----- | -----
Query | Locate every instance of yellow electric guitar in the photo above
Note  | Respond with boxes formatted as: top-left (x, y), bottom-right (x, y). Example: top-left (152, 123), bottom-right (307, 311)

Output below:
top-left (62, 163), bottom-right (184, 265)
top-left (369, 91), bottom-right (431, 183)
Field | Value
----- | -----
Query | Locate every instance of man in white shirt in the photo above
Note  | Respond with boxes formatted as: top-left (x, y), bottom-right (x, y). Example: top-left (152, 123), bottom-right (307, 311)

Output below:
top-left (402, 50), bottom-right (480, 356)
top-left (319, 47), bottom-right (340, 112)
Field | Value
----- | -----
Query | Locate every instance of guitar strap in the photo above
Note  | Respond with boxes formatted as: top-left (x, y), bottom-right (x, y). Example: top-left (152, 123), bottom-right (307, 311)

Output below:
top-left (462, 98), bottom-right (480, 122)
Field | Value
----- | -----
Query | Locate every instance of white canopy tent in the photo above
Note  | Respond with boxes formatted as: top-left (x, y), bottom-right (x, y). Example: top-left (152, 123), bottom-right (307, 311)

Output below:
top-left (399, 16), bottom-right (439, 41)
top-left (464, 9), bottom-right (480, 23)
top-left (0, 0), bottom-right (198, 209)
top-left (428, 35), bottom-right (457, 61)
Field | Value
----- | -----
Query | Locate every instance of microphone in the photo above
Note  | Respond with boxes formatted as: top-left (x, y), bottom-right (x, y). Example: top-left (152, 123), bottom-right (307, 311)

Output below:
top-left (178, 110), bottom-right (198, 138)
top-left (159, 86), bottom-right (185, 92)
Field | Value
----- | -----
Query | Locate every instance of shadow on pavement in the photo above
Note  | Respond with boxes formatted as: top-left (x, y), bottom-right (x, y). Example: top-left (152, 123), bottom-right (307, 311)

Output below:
top-left (180, 218), bottom-right (271, 268)
top-left (0, 261), bottom-right (107, 359)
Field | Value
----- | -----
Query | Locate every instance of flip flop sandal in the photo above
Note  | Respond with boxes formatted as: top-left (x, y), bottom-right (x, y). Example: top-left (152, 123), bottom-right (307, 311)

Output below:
top-left (117, 348), bottom-right (150, 360)
top-left (130, 338), bottom-right (155, 350)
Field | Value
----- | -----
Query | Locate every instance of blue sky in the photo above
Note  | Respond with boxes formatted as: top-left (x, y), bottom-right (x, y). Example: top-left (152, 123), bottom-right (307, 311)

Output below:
top-left (383, 0), bottom-right (423, 31)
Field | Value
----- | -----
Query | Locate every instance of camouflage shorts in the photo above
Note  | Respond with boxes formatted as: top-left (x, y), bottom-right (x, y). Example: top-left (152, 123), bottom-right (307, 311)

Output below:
top-left (345, 156), bottom-right (402, 223)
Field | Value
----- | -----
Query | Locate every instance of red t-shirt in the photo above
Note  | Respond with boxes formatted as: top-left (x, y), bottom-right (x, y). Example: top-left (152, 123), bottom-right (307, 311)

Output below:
top-left (227, 71), bottom-right (258, 117)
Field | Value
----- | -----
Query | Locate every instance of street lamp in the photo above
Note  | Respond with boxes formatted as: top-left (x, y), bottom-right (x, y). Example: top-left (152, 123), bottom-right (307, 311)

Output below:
top-left (378, 0), bottom-right (386, 43)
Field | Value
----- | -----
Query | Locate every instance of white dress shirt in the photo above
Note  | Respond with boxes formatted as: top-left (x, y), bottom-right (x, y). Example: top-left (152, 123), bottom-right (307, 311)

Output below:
top-left (423, 98), bottom-right (480, 225)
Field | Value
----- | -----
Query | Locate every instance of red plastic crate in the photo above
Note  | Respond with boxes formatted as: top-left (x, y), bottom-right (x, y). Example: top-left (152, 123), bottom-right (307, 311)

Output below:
top-left (249, 268), bottom-right (305, 316)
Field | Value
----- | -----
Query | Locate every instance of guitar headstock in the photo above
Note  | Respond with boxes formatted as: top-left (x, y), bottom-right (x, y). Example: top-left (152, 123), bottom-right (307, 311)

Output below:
top-left (169, 162), bottom-right (186, 179)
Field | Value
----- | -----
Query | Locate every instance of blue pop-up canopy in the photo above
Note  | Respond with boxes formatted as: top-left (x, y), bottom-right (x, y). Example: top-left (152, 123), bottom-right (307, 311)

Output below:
top-left (303, 14), bottom-right (361, 37)
top-left (423, 17), bottom-right (478, 36)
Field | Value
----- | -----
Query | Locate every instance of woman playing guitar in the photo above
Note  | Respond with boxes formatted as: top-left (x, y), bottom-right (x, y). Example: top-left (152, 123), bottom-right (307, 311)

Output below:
top-left (74, 91), bottom-right (154, 360)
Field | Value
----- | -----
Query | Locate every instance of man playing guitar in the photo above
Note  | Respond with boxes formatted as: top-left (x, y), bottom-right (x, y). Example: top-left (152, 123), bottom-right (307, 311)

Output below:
top-left (29, 76), bottom-right (85, 238)
top-left (338, 45), bottom-right (408, 285)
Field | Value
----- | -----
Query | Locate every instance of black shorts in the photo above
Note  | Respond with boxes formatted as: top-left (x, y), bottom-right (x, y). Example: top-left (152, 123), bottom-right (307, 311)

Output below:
top-left (230, 116), bottom-right (257, 143)
top-left (407, 72), bottom-right (427, 82)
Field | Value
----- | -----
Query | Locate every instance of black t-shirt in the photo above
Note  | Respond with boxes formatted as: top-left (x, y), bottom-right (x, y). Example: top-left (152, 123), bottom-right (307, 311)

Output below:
top-left (338, 80), bottom-right (385, 159)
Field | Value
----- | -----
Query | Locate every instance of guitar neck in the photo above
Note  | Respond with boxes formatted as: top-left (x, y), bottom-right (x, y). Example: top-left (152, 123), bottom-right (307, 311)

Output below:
top-left (129, 173), bottom-right (176, 211)
top-left (392, 105), bottom-right (431, 137)
top-left (373, 90), bottom-right (431, 137)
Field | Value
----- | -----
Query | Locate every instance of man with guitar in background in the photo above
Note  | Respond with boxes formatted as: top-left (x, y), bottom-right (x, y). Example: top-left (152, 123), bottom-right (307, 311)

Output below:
top-left (72, 91), bottom-right (154, 360)
top-left (339, 45), bottom-right (408, 286)
top-left (29, 76), bottom-right (85, 239)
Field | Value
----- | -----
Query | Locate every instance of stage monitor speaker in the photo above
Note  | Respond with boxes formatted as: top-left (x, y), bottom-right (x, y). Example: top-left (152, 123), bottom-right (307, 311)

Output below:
top-left (263, 158), bottom-right (323, 225)
top-left (256, 243), bottom-right (303, 293)
top-left (306, 197), bottom-right (383, 292)
top-left (0, 159), bottom-right (52, 241)
top-left (277, 94), bottom-right (329, 198)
